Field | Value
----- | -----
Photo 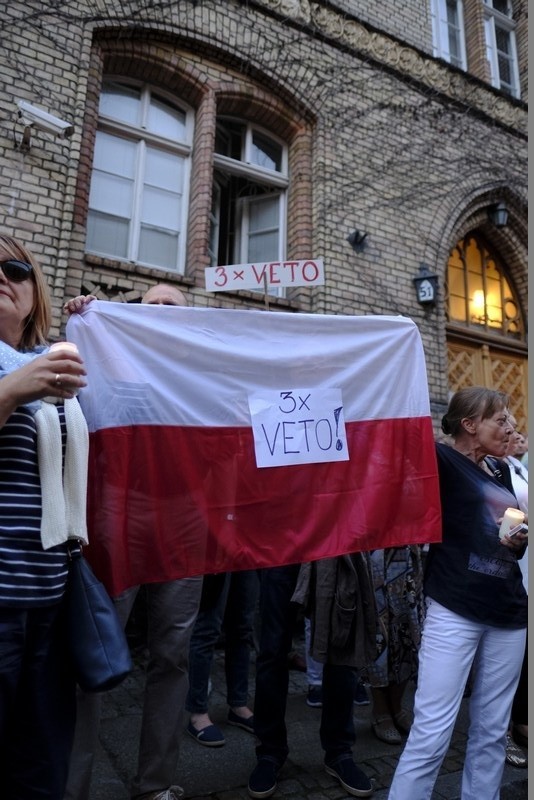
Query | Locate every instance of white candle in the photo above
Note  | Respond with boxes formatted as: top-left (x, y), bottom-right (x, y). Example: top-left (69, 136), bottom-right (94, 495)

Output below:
top-left (49, 341), bottom-right (80, 397)
top-left (498, 507), bottom-right (525, 539)
top-left (49, 341), bottom-right (79, 355)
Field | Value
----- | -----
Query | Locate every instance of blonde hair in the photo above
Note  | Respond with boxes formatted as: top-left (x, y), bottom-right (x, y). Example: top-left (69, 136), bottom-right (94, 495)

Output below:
top-left (0, 234), bottom-right (51, 348)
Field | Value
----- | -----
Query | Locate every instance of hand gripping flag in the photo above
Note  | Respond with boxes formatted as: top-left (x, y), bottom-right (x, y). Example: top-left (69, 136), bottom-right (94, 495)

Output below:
top-left (67, 303), bottom-right (441, 596)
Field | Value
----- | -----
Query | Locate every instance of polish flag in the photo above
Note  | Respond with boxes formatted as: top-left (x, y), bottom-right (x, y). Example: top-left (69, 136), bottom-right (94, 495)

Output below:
top-left (66, 303), bottom-right (441, 596)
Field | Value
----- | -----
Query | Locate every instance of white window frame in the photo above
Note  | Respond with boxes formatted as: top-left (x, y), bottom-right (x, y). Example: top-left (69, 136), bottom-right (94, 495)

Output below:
top-left (212, 121), bottom-right (289, 296)
top-left (87, 80), bottom-right (193, 273)
top-left (237, 191), bottom-right (287, 266)
top-left (431, 0), bottom-right (467, 69)
top-left (483, 0), bottom-right (520, 98)
top-left (209, 181), bottom-right (222, 268)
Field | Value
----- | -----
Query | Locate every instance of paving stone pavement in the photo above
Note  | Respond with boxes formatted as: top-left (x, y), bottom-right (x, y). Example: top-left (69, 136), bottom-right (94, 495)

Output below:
top-left (89, 640), bottom-right (528, 800)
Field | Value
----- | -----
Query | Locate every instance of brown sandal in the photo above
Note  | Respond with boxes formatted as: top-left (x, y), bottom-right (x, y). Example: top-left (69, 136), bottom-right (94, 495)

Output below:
top-left (372, 714), bottom-right (402, 744)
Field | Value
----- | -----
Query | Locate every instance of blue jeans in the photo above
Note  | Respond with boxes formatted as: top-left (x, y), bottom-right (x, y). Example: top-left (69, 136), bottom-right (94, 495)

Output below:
top-left (0, 604), bottom-right (76, 799)
top-left (186, 570), bottom-right (259, 713)
top-left (254, 564), bottom-right (357, 766)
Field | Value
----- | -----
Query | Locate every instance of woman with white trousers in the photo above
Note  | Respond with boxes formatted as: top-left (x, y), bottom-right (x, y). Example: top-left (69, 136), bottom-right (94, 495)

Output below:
top-left (388, 387), bottom-right (527, 800)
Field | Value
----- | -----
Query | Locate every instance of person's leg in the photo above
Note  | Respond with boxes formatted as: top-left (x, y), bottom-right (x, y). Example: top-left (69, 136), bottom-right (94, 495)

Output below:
top-left (321, 663), bottom-right (373, 797)
top-left (320, 663), bottom-right (356, 762)
top-left (64, 585), bottom-right (140, 800)
top-left (253, 564), bottom-right (300, 765)
top-left (186, 575), bottom-right (229, 719)
top-left (461, 624), bottom-right (526, 800)
top-left (386, 680), bottom-right (409, 717)
top-left (305, 616), bottom-right (324, 708)
top-left (224, 570), bottom-right (259, 716)
top-left (506, 637), bottom-right (528, 766)
top-left (304, 616), bottom-right (323, 686)
top-left (248, 565), bottom-right (300, 798)
top-left (131, 576), bottom-right (202, 798)
top-left (388, 600), bottom-right (482, 800)
top-left (63, 690), bottom-right (103, 800)
top-left (511, 634), bottom-right (528, 737)
top-left (5, 606), bottom-right (77, 800)
top-left (370, 686), bottom-right (402, 744)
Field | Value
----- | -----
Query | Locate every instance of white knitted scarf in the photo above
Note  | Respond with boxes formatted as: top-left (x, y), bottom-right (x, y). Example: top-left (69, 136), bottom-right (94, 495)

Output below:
top-left (0, 340), bottom-right (89, 549)
top-left (35, 398), bottom-right (89, 549)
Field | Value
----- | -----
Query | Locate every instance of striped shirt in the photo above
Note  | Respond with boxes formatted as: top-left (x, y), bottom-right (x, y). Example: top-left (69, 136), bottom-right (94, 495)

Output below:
top-left (0, 406), bottom-right (70, 607)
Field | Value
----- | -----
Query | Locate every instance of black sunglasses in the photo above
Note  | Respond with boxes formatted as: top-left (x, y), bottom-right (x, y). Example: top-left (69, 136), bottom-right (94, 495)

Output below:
top-left (0, 259), bottom-right (34, 283)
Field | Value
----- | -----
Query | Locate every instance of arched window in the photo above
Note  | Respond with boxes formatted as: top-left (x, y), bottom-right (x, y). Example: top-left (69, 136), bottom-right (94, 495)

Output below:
top-left (86, 81), bottom-right (193, 272)
top-left (446, 232), bottom-right (524, 340)
top-left (445, 232), bottom-right (527, 430)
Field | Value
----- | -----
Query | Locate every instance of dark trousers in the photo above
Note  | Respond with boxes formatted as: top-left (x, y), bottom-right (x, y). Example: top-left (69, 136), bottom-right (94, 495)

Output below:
top-left (511, 634), bottom-right (527, 726)
top-left (254, 564), bottom-right (356, 766)
top-left (0, 605), bottom-right (76, 799)
top-left (186, 570), bottom-right (259, 713)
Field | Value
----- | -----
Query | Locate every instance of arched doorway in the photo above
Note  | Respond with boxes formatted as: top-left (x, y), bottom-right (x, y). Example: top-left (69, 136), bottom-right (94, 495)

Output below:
top-left (445, 232), bottom-right (528, 431)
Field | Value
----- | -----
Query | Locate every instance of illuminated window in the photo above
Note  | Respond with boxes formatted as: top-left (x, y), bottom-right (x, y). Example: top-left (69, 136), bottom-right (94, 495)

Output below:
top-left (446, 234), bottom-right (523, 338)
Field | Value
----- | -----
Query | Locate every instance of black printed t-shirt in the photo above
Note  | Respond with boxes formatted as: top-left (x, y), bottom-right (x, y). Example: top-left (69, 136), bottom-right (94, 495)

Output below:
top-left (424, 443), bottom-right (527, 629)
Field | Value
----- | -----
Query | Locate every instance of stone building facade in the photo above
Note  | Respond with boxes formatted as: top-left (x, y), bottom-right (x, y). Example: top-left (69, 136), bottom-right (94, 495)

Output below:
top-left (0, 0), bottom-right (528, 428)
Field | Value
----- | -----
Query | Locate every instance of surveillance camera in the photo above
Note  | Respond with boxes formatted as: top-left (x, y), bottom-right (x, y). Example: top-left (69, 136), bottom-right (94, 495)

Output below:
top-left (17, 99), bottom-right (74, 138)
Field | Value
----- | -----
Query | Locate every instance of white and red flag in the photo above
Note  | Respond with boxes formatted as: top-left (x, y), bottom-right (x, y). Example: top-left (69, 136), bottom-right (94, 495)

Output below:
top-left (67, 303), bottom-right (441, 596)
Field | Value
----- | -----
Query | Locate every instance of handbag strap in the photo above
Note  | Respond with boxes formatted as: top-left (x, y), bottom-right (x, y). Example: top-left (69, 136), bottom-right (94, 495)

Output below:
top-left (66, 540), bottom-right (84, 561)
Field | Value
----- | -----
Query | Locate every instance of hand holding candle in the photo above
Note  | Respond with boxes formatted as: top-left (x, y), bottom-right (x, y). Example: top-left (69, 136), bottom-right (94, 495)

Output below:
top-left (48, 341), bottom-right (83, 398)
top-left (498, 507), bottom-right (525, 539)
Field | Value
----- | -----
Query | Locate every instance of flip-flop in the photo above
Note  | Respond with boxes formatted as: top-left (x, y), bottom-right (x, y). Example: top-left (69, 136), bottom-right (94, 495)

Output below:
top-left (187, 720), bottom-right (225, 747)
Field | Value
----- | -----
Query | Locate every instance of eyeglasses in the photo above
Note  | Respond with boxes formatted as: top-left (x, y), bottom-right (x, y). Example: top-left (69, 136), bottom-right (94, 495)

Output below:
top-left (0, 259), bottom-right (34, 283)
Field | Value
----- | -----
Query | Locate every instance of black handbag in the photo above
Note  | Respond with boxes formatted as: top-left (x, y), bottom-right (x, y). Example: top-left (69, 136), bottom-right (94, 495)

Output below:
top-left (65, 547), bottom-right (133, 692)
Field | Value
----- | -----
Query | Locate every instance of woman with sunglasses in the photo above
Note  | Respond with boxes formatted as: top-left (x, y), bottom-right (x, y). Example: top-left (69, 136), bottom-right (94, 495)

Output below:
top-left (0, 234), bottom-right (88, 799)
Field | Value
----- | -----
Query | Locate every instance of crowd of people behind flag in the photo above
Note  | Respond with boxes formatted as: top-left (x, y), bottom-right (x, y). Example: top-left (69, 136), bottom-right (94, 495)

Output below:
top-left (0, 233), bottom-right (528, 800)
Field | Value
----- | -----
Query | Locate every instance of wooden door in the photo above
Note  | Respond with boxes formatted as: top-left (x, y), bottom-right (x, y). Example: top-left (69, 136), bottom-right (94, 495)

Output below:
top-left (447, 341), bottom-right (528, 431)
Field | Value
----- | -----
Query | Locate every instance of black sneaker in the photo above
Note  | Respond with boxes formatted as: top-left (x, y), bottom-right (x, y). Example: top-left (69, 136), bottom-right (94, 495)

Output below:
top-left (325, 758), bottom-right (374, 797)
top-left (248, 759), bottom-right (279, 799)
top-left (353, 680), bottom-right (370, 706)
top-left (306, 685), bottom-right (323, 708)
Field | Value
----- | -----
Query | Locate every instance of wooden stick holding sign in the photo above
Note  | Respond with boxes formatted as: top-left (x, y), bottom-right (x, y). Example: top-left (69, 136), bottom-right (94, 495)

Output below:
top-left (263, 272), bottom-right (270, 310)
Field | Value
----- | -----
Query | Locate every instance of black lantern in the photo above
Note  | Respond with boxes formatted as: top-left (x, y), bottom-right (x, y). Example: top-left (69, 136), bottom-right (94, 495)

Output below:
top-left (487, 201), bottom-right (509, 228)
top-left (413, 264), bottom-right (438, 305)
top-left (347, 230), bottom-right (368, 252)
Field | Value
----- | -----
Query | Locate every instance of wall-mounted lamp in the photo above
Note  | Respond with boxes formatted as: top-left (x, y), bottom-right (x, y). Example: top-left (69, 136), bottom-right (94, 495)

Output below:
top-left (413, 263), bottom-right (438, 306)
top-left (487, 201), bottom-right (509, 228)
top-left (347, 229), bottom-right (368, 252)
